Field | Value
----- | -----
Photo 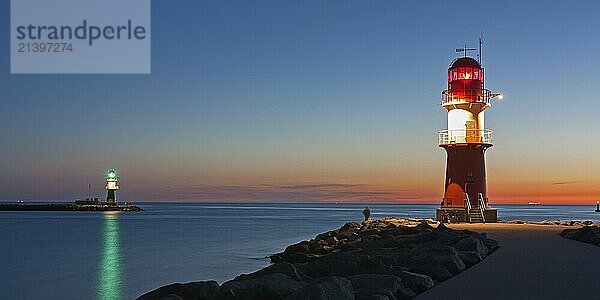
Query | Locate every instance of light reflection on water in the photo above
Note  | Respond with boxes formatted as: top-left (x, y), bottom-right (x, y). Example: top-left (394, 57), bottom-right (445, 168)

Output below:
top-left (97, 212), bottom-right (121, 300)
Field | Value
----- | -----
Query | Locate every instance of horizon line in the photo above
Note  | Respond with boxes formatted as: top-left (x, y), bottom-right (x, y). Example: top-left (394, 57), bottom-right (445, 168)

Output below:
top-left (1, 199), bottom-right (598, 206)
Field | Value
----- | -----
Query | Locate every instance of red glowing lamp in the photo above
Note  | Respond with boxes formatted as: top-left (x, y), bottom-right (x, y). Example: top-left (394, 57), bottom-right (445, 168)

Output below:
top-left (446, 57), bottom-right (484, 103)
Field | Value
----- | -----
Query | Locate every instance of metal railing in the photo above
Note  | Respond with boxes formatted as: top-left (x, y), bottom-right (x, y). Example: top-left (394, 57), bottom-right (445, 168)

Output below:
top-left (477, 193), bottom-right (486, 223)
top-left (464, 193), bottom-right (472, 222)
top-left (438, 129), bottom-right (493, 145)
top-left (441, 89), bottom-right (492, 105)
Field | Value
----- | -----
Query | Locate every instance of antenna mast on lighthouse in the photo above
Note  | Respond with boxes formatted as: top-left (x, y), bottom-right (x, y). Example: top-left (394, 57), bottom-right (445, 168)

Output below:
top-left (478, 34), bottom-right (483, 65)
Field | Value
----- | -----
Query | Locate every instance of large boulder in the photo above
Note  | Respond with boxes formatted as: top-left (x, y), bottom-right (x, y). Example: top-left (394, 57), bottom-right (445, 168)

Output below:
top-left (340, 222), bottom-right (362, 232)
top-left (296, 252), bottom-right (363, 279)
top-left (480, 236), bottom-right (499, 251)
top-left (136, 281), bottom-right (220, 300)
top-left (457, 250), bottom-right (483, 267)
top-left (396, 271), bottom-right (434, 294)
top-left (408, 255), bottom-right (452, 282)
top-left (234, 262), bottom-right (304, 283)
top-left (284, 276), bottom-right (354, 300)
top-left (506, 220), bottom-right (526, 224)
top-left (220, 273), bottom-right (304, 300)
top-left (368, 237), bottom-right (403, 250)
top-left (271, 241), bottom-right (312, 263)
top-left (347, 274), bottom-right (415, 300)
top-left (413, 244), bottom-right (465, 275)
top-left (435, 223), bottom-right (449, 231)
top-left (370, 247), bottom-right (413, 266)
top-left (415, 222), bottom-right (434, 232)
top-left (457, 230), bottom-right (498, 251)
top-left (454, 237), bottom-right (489, 258)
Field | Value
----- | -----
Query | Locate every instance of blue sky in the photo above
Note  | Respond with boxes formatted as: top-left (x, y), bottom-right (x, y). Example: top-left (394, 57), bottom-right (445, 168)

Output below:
top-left (2, 0), bottom-right (600, 203)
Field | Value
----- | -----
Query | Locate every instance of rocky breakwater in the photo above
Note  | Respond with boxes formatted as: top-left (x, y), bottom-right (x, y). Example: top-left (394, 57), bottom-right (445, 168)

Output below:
top-left (502, 219), bottom-right (600, 226)
top-left (560, 226), bottom-right (600, 246)
top-left (138, 218), bottom-right (498, 300)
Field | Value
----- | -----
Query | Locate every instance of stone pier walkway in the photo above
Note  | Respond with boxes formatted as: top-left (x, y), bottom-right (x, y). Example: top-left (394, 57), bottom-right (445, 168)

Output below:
top-left (416, 223), bottom-right (600, 300)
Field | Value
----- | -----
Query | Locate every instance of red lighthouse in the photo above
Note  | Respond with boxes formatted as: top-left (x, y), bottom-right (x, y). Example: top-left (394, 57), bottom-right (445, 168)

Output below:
top-left (436, 47), bottom-right (502, 223)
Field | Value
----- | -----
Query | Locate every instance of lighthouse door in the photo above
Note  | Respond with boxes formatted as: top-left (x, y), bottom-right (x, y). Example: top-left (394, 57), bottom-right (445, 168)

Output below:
top-left (465, 121), bottom-right (476, 143)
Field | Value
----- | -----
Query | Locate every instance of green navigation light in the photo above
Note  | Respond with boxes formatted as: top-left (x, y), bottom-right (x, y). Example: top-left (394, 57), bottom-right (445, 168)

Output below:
top-left (105, 169), bottom-right (118, 180)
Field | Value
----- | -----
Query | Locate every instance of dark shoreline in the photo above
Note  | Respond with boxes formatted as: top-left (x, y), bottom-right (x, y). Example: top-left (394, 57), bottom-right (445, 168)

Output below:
top-left (0, 203), bottom-right (143, 211)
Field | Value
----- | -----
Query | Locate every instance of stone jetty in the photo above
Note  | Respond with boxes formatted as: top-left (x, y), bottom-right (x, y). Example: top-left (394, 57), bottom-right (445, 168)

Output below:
top-left (0, 203), bottom-right (143, 211)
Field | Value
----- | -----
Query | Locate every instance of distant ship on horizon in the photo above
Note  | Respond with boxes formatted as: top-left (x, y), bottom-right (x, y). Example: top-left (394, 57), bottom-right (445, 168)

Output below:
top-left (528, 202), bottom-right (542, 206)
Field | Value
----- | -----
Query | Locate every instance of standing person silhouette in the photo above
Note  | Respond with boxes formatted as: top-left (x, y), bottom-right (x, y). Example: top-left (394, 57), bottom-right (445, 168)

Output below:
top-left (363, 205), bottom-right (371, 222)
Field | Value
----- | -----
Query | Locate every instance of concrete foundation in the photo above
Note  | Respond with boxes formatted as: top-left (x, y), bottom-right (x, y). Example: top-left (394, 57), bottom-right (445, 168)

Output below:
top-left (437, 207), bottom-right (497, 223)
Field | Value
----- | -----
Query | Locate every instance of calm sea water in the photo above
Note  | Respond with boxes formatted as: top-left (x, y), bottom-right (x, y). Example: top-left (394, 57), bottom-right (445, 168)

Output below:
top-left (1, 203), bottom-right (599, 300)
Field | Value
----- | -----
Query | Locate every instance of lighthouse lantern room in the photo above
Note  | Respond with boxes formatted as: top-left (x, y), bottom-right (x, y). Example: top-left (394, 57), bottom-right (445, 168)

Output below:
top-left (436, 44), bottom-right (502, 223)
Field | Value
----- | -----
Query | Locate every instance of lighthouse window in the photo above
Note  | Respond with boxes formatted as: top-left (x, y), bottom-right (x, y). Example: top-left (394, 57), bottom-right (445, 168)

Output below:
top-left (449, 67), bottom-right (483, 81)
top-left (455, 67), bottom-right (480, 80)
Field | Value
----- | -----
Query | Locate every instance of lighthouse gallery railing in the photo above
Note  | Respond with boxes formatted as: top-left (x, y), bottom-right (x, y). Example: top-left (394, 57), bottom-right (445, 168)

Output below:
top-left (441, 89), bottom-right (493, 105)
top-left (438, 129), bottom-right (493, 145)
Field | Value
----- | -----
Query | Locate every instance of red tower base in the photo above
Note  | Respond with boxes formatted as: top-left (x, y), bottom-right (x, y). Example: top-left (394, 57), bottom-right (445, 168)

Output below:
top-left (437, 143), bottom-right (497, 223)
top-left (441, 144), bottom-right (489, 206)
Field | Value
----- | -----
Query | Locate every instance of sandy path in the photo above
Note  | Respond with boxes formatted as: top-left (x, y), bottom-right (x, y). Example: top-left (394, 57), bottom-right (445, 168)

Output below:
top-left (415, 223), bottom-right (600, 300)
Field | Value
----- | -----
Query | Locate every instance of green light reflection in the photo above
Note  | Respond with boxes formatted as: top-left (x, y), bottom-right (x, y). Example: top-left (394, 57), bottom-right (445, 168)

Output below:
top-left (97, 212), bottom-right (122, 300)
